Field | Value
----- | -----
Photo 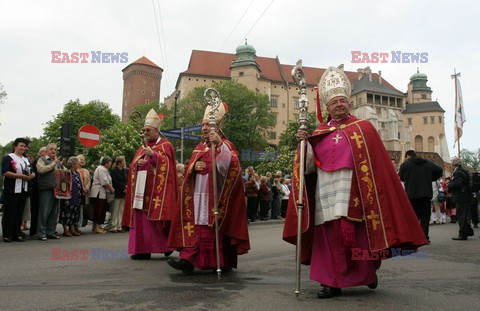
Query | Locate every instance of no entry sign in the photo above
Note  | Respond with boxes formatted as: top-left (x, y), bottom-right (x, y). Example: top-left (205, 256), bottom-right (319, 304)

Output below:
top-left (78, 124), bottom-right (100, 147)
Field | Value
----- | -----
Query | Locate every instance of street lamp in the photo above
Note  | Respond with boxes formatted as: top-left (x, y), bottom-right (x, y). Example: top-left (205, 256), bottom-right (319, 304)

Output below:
top-left (173, 90), bottom-right (180, 129)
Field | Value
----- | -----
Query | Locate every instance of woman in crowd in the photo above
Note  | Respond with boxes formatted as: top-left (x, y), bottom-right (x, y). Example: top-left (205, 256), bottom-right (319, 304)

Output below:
top-left (1, 138), bottom-right (35, 242)
top-left (258, 176), bottom-right (271, 221)
top-left (59, 157), bottom-right (82, 237)
top-left (245, 174), bottom-right (258, 223)
top-left (271, 177), bottom-right (283, 220)
top-left (90, 156), bottom-right (114, 234)
top-left (76, 154), bottom-right (91, 231)
top-left (280, 178), bottom-right (290, 219)
top-left (109, 156), bottom-right (127, 233)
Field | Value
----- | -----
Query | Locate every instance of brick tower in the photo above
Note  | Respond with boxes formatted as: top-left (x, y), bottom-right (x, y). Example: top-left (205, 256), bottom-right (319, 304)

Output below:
top-left (121, 56), bottom-right (163, 121)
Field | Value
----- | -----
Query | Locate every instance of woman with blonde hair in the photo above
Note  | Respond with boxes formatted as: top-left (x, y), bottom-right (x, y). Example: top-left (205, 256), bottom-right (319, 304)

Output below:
top-left (76, 154), bottom-right (91, 233)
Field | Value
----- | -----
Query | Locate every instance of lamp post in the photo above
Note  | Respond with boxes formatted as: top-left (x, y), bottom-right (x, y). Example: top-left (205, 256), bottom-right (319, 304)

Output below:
top-left (173, 90), bottom-right (180, 129)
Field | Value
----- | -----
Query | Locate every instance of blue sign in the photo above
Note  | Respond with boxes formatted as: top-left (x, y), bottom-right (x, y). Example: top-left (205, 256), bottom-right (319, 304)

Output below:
top-left (165, 125), bottom-right (202, 134)
top-left (161, 131), bottom-right (201, 142)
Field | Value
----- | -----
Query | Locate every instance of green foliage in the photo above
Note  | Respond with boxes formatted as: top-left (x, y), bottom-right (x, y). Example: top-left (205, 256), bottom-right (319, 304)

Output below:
top-left (460, 148), bottom-right (480, 171)
top-left (0, 82), bottom-right (6, 105)
top-left (42, 99), bottom-right (120, 149)
top-left (257, 112), bottom-right (318, 174)
top-left (175, 80), bottom-right (275, 164)
top-left (85, 122), bottom-right (143, 170)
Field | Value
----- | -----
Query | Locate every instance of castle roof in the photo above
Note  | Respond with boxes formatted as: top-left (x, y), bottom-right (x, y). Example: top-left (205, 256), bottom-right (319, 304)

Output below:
top-left (177, 50), bottom-right (402, 95)
top-left (122, 56), bottom-right (162, 72)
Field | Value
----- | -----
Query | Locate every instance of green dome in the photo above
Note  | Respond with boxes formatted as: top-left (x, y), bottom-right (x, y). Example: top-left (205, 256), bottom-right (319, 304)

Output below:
top-left (235, 43), bottom-right (256, 54)
top-left (231, 40), bottom-right (259, 70)
top-left (410, 69), bottom-right (428, 81)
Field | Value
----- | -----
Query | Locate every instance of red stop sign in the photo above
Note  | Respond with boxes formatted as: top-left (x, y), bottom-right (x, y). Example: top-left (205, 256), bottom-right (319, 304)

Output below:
top-left (78, 124), bottom-right (100, 147)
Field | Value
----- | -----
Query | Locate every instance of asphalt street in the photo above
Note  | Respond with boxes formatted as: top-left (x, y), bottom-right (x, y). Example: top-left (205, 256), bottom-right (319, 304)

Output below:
top-left (0, 220), bottom-right (479, 310)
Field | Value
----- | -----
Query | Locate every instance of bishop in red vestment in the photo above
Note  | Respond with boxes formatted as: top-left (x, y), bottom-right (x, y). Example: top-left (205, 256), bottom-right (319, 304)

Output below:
top-left (167, 102), bottom-right (250, 274)
top-left (122, 109), bottom-right (178, 260)
top-left (283, 66), bottom-right (428, 299)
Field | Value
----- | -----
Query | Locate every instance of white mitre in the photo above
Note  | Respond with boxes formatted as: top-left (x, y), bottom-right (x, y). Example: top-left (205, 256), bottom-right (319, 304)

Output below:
top-left (203, 102), bottom-right (229, 124)
top-left (319, 65), bottom-right (352, 106)
top-left (144, 108), bottom-right (162, 130)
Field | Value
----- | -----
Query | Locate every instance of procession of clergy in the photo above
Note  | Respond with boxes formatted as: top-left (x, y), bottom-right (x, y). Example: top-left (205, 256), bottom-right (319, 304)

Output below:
top-left (127, 66), bottom-right (428, 299)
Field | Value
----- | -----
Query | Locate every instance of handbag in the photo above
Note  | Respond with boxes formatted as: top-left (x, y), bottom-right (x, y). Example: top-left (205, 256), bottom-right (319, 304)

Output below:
top-left (436, 181), bottom-right (446, 203)
top-left (106, 191), bottom-right (115, 204)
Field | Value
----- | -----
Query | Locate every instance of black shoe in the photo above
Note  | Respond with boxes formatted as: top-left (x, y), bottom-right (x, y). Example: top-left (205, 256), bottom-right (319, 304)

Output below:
top-left (452, 236), bottom-right (467, 240)
top-left (16, 236), bottom-right (26, 242)
top-left (467, 231), bottom-right (474, 237)
top-left (130, 253), bottom-right (151, 260)
top-left (368, 275), bottom-right (378, 289)
top-left (46, 234), bottom-right (60, 239)
top-left (164, 251), bottom-right (174, 257)
top-left (38, 236), bottom-right (47, 241)
top-left (3, 238), bottom-right (13, 243)
top-left (317, 286), bottom-right (342, 299)
top-left (167, 258), bottom-right (194, 275)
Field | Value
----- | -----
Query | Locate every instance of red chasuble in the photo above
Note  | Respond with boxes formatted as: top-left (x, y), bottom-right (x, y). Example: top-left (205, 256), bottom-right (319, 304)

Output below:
top-left (122, 138), bottom-right (178, 226)
top-left (283, 116), bottom-right (428, 264)
top-left (168, 138), bottom-right (250, 255)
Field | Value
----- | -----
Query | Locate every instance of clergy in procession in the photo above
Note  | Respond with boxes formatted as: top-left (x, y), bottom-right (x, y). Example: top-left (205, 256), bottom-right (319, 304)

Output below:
top-left (167, 102), bottom-right (250, 275)
top-left (122, 109), bottom-right (177, 259)
top-left (283, 66), bottom-right (428, 298)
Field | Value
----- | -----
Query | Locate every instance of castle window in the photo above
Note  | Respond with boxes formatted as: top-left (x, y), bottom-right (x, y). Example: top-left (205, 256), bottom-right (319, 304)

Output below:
top-left (438, 116), bottom-right (442, 124)
top-left (272, 113), bottom-right (277, 125)
top-left (145, 100), bottom-right (149, 104)
top-left (408, 118), bottom-right (412, 125)
top-left (270, 97), bottom-right (278, 108)
top-left (239, 72), bottom-right (244, 76)
top-left (423, 117), bottom-right (428, 124)
top-left (421, 94), bottom-right (427, 99)
top-left (430, 116), bottom-right (435, 124)
top-left (141, 90), bottom-right (145, 94)
top-left (268, 131), bottom-right (276, 140)
top-left (152, 92), bottom-right (155, 96)
top-left (293, 97), bottom-right (300, 109)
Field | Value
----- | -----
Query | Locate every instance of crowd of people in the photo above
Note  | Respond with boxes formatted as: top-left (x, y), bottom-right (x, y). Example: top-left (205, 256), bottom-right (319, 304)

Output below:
top-left (1, 65), bottom-right (479, 301)
top-left (1, 139), bottom-right (128, 242)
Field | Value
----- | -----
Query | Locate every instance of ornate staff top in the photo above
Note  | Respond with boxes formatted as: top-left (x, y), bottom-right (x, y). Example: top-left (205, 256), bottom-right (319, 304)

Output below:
top-left (204, 87), bottom-right (222, 131)
top-left (291, 60), bottom-right (308, 131)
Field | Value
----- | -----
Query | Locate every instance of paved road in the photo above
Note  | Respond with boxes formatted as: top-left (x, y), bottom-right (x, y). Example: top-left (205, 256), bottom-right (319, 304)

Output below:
top-left (0, 221), bottom-right (479, 310)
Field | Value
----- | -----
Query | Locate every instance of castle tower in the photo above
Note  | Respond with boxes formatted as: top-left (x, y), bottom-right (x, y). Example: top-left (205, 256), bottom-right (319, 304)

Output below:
top-left (229, 41), bottom-right (261, 90)
top-left (121, 56), bottom-right (163, 121)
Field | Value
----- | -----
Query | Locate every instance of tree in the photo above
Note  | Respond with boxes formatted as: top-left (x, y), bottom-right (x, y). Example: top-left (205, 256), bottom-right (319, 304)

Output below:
top-left (460, 148), bottom-right (480, 171)
top-left (256, 112), bottom-right (318, 175)
top-left (42, 99), bottom-right (120, 148)
top-left (0, 82), bottom-right (6, 105)
top-left (87, 121), bottom-right (143, 170)
top-left (176, 80), bottom-right (275, 159)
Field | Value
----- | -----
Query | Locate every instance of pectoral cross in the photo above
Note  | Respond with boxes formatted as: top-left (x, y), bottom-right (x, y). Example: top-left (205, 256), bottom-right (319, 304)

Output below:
top-left (332, 132), bottom-right (343, 144)
top-left (184, 222), bottom-right (195, 237)
top-left (367, 210), bottom-right (380, 230)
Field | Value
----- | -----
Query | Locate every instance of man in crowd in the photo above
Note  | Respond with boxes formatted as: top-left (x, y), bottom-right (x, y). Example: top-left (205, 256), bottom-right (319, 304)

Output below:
top-left (122, 109), bottom-right (177, 259)
top-left (167, 102), bottom-right (250, 275)
top-left (36, 143), bottom-right (62, 240)
top-left (448, 158), bottom-right (474, 240)
top-left (284, 66), bottom-right (428, 299)
top-left (399, 150), bottom-right (443, 241)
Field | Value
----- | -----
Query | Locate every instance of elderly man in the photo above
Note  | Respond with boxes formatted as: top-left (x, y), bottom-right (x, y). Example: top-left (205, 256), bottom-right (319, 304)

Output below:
top-left (284, 66), bottom-right (428, 298)
top-left (36, 143), bottom-right (62, 240)
top-left (167, 102), bottom-right (250, 275)
top-left (448, 158), bottom-right (474, 240)
top-left (122, 109), bottom-right (177, 259)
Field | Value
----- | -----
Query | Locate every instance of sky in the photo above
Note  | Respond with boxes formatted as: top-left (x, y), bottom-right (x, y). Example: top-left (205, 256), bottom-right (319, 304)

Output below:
top-left (0, 0), bottom-right (479, 154)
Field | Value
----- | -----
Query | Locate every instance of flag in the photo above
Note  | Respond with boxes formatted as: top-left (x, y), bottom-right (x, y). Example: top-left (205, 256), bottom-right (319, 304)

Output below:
top-left (452, 72), bottom-right (465, 148)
